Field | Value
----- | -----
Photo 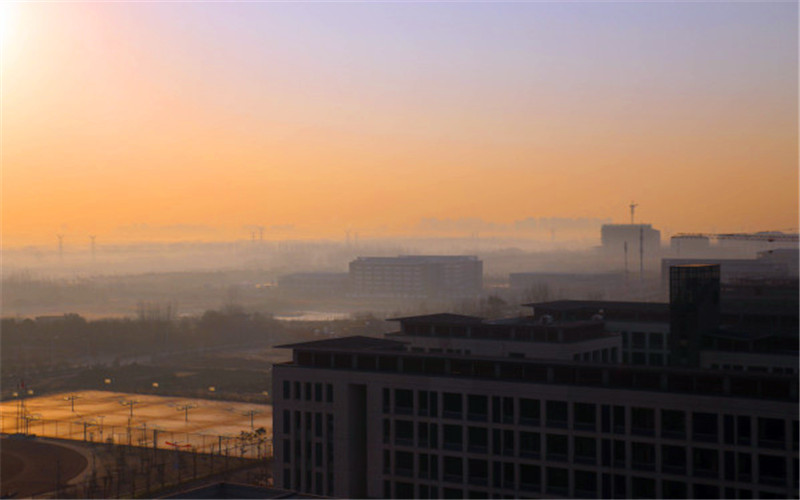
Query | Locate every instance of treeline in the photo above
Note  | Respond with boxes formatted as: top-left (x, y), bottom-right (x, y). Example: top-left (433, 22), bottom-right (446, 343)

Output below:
top-left (0, 307), bottom-right (288, 374)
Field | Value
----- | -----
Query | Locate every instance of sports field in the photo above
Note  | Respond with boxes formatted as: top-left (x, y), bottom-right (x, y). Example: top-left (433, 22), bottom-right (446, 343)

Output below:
top-left (0, 391), bottom-right (272, 455)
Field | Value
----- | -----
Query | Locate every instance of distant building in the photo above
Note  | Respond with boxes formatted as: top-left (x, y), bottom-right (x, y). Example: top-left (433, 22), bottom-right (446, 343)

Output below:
top-left (670, 234), bottom-right (711, 255)
top-left (349, 256), bottom-right (482, 299)
top-left (600, 224), bottom-right (661, 255)
top-left (661, 250), bottom-right (798, 286)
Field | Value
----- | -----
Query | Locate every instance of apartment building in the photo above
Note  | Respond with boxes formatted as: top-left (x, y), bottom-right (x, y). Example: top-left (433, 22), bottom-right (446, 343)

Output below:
top-left (349, 255), bottom-right (483, 299)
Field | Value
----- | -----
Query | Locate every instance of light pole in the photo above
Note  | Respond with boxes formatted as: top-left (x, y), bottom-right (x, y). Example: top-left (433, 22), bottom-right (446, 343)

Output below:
top-left (64, 394), bottom-right (81, 412)
top-left (175, 403), bottom-right (197, 424)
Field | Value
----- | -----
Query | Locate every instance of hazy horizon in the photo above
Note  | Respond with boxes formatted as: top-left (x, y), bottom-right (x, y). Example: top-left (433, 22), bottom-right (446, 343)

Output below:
top-left (2, 1), bottom-right (797, 248)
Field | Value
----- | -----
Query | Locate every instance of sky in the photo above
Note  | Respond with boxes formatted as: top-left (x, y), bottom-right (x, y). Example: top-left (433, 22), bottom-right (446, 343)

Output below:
top-left (1, 1), bottom-right (797, 246)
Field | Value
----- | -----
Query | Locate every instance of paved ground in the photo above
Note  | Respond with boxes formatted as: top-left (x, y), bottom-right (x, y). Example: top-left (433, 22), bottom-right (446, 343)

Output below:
top-left (0, 391), bottom-right (272, 454)
top-left (0, 436), bottom-right (89, 498)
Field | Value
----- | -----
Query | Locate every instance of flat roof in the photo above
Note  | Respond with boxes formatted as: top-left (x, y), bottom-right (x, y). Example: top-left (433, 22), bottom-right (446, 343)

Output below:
top-left (387, 313), bottom-right (485, 324)
top-left (277, 337), bottom-right (798, 402)
top-left (275, 335), bottom-right (407, 351)
top-left (523, 300), bottom-right (668, 313)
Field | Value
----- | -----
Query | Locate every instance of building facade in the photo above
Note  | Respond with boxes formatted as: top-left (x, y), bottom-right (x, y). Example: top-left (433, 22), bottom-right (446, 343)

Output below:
top-left (349, 255), bottom-right (483, 299)
top-left (272, 337), bottom-right (798, 499)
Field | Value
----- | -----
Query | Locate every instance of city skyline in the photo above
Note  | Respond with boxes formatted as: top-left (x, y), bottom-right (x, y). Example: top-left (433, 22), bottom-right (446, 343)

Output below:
top-left (2, 1), bottom-right (797, 246)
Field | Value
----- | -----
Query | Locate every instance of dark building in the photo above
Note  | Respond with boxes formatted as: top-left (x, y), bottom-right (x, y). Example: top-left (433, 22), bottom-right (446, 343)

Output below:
top-left (668, 265), bottom-right (721, 367)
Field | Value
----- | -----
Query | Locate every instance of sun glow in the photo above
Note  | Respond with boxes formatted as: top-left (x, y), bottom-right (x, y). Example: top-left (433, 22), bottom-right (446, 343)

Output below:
top-left (0, 2), bottom-right (17, 44)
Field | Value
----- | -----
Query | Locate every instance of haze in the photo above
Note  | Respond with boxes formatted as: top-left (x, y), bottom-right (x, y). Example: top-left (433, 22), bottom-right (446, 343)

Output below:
top-left (2, 1), bottom-right (797, 247)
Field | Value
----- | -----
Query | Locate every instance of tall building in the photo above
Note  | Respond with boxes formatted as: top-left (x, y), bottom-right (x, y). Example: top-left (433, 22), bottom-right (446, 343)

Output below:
top-left (668, 265), bottom-right (721, 367)
top-left (600, 224), bottom-right (662, 255)
top-left (349, 255), bottom-right (483, 299)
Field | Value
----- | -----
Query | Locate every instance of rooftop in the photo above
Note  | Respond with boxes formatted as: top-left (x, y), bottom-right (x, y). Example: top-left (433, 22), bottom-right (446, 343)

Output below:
top-left (275, 335), bottom-right (407, 352)
top-left (277, 336), bottom-right (797, 403)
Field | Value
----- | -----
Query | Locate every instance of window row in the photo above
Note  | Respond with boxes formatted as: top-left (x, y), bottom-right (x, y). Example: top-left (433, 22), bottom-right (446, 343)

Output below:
top-left (382, 388), bottom-right (797, 449)
top-left (282, 380), bottom-right (334, 403)
top-left (381, 433), bottom-right (795, 484)
top-left (282, 467), bottom-right (333, 497)
top-left (384, 476), bottom-right (788, 500)
top-left (281, 410), bottom-right (334, 440)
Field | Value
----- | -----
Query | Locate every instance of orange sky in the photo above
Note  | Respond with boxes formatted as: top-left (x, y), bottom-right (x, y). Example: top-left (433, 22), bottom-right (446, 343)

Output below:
top-left (2, 2), bottom-right (797, 246)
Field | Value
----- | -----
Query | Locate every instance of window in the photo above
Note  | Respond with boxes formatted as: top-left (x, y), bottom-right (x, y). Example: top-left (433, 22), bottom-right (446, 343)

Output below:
top-left (294, 381), bottom-right (301, 399)
top-left (738, 452), bottom-right (752, 481)
top-left (395, 420), bottom-right (413, 446)
top-left (613, 440), bottom-right (626, 467)
top-left (282, 439), bottom-right (290, 463)
top-left (692, 448), bottom-right (719, 478)
top-left (418, 390), bottom-right (430, 416)
top-left (574, 403), bottom-right (596, 431)
top-left (724, 414), bottom-right (734, 444)
top-left (546, 467), bottom-right (568, 496)
top-left (758, 455), bottom-right (786, 486)
top-left (382, 388), bottom-right (390, 413)
top-left (631, 442), bottom-right (655, 471)
top-left (519, 398), bottom-right (540, 425)
top-left (468, 427), bottom-right (488, 453)
top-left (661, 409), bottom-right (686, 438)
top-left (443, 393), bottom-right (463, 418)
top-left (692, 412), bottom-right (718, 442)
top-left (519, 464), bottom-right (540, 492)
top-left (662, 445), bottom-right (686, 474)
top-left (650, 332), bottom-right (664, 348)
top-left (662, 481), bottom-right (687, 499)
top-left (546, 434), bottom-right (568, 461)
top-left (283, 410), bottom-right (290, 434)
top-left (395, 482), bottom-right (414, 498)
top-left (693, 484), bottom-right (719, 499)
top-left (468, 459), bottom-right (488, 486)
top-left (758, 418), bottom-right (785, 448)
top-left (503, 462), bottom-right (515, 490)
top-left (315, 412), bottom-right (322, 438)
top-left (315, 383), bottom-right (322, 402)
top-left (574, 437), bottom-right (596, 464)
top-left (467, 395), bottom-right (488, 421)
top-left (613, 474), bottom-right (626, 499)
top-left (444, 456), bottom-right (463, 482)
top-left (326, 384), bottom-right (333, 403)
top-left (520, 431), bottom-right (540, 458)
top-left (613, 406), bottom-right (626, 434)
top-left (546, 401), bottom-right (568, 428)
top-left (394, 451), bottom-right (413, 477)
top-left (737, 416), bottom-right (751, 445)
top-left (315, 443), bottom-right (322, 467)
top-left (395, 389), bottom-right (413, 414)
top-left (574, 470), bottom-right (597, 498)
top-left (631, 407), bottom-right (655, 436)
top-left (631, 477), bottom-right (656, 499)
top-left (305, 382), bottom-right (311, 401)
top-left (283, 381), bottom-right (291, 400)
top-left (444, 424), bottom-right (463, 451)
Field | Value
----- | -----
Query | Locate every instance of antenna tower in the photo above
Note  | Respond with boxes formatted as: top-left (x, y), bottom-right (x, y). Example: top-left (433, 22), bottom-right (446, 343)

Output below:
top-left (629, 202), bottom-right (638, 225)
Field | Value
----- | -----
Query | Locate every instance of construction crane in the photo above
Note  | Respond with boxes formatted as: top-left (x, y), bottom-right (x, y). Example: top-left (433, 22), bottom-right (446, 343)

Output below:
top-left (672, 232), bottom-right (798, 243)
